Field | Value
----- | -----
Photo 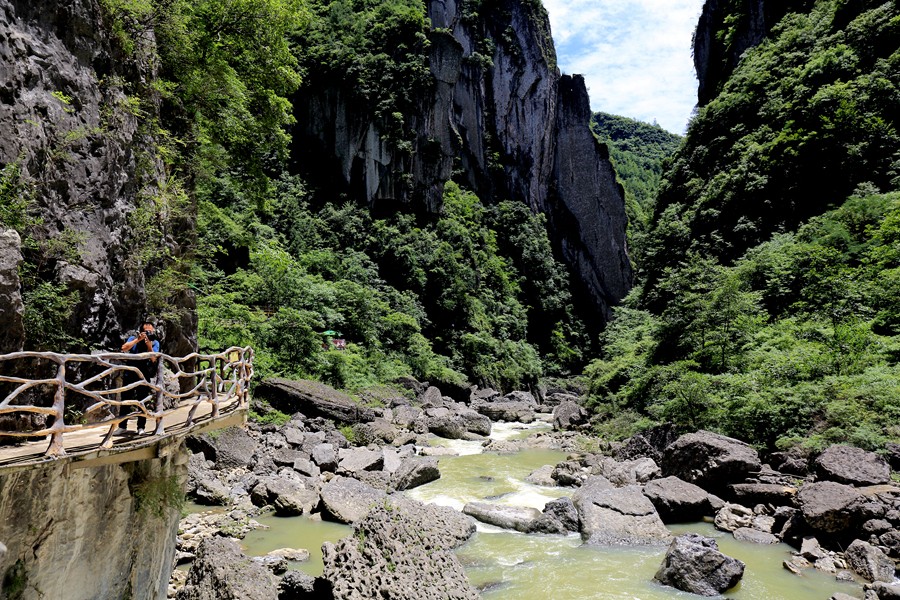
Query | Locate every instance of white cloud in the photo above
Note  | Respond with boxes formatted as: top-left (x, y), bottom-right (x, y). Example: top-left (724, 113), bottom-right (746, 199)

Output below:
top-left (543, 0), bottom-right (705, 134)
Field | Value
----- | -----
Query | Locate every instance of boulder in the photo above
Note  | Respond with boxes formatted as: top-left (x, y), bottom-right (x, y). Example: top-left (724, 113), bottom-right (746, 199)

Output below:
top-left (456, 408), bottom-right (491, 436)
top-left (573, 480), bottom-right (671, 545)
top-left (814, 446), bottom-right (891, 486)
top-left (251, 477), bottom-right (318, 516)
top-left (176, 537), bottom-right (278, 600)
top-left (320, 476), bottom-right (387, 524)
top-left (732, 527), bottom-right (778, 544)
top-left (255, 378), bottom-right (376, 423)
top-left (278, 570), bottom-right (329, 598)
top-left (425, 414), bottom-right (467, 439)
top-left (212, 427), bottom-right (258, 470)
top-left (419, 385), bottom-right (444, 407)
top-left (543, 497), bottom-right (580, 532)
top-left (525, 465), bottom-right (557, 487)
top-left (322, 497), bottom-right (477, 600)
top-left (796, 481), bottom-right (864, 533)
top-left (845, 539), bottom-right (896, 582)
top-left (470, 387), bottom-right (500, 403)
top-left (613, 424), bottom-right (681, 463)
top-left (187, 453), bottom-right (231, 505)
top-left (552, 400), bottom-right (588, 431)
top-left (642, 476), bottom-right (710, 522)
top-left (728, 483), bottom-right (797, 506)
top-left (593, 456), bottom-right (660, 486)
top-left (272, 447), bottom-right (305, 467)
top-left (352, 418), bottom-right (398, 445)
top-left (391, 405), bottom-right (423, 429)
top-left (552, 460), bottom-right (587, 487)
top-left (661, 431), bottom-right (761, 489)
top-left (503, 390), bottom-right (537, 405)
top-left (391, 457), bottom-right (441, 491)
top-left (337, 448), bottom-right (384, 474)
top-left (292, 457), bottom-right (321, 479)
top-left (800, 536), bottom-right (828, 561)
top-left (869, 582), bottom-right (900, 600)
top-left (463, 502), bottom-right (542, 533)
top-left (654, 534), bottom-right (745, 596)
top-left (714, 503), bottom-right (754, 532)
top-left (311, 443), bottom-right (338, 472)
top-left (472, 401), bottom-right (535, 423)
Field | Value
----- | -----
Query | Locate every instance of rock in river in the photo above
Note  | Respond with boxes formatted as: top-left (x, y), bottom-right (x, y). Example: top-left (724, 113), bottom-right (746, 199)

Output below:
top-left (654, 533), bottom-right (745, 596)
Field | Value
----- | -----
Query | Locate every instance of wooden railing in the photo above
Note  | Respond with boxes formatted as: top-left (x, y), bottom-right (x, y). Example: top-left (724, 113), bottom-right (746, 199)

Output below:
top-left (0, 347), bottom-right (253, 457)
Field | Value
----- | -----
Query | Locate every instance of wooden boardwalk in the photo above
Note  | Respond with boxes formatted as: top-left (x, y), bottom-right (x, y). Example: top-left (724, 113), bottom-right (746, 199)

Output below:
top-left (0, 397), bottom-right (246, 474)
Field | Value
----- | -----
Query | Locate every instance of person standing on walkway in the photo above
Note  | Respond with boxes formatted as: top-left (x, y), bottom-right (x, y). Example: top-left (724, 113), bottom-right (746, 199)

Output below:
top-left (119, 321), bottom-right (160, 434)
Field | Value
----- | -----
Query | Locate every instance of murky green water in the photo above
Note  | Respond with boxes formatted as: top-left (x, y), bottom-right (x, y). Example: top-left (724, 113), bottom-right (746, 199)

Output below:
top-left (241, 514), bottom-right (351, 575)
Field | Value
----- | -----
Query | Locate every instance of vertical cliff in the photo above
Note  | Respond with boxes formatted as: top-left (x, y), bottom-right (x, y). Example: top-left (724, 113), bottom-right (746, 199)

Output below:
top-left (0, 446), bottom-right (188, 600)
top-left (292, 0), bottom-right (631, 323)
top-left (0, 0), bottom-right (194, 354)
top-left (693, 0), bottom-right (813, 106)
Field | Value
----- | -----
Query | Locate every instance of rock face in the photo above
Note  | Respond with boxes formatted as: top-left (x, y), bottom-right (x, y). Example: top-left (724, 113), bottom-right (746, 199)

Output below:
top-left (0, 445), bottom-right (187, 600)
top-left (693, 0), bottom-right (811, 105)
top-left (654, 533), bottom-right (745, 596)
top-left (0, 229), bottom-right (24, 352)
top-left (292, 0), bottom-right (631, 324)
top-left (176, 536), bottom-right (278, 600)
top-left (814, 445), bottom-right (891, 486)
top-left (573, 478), bottom-right (671, 545)
top-left (0, 0), bottom-right (194, 352)
top-left (661, 431), bottom-right (761, 490)
top-left (322, 497), bottom-right (478, 600)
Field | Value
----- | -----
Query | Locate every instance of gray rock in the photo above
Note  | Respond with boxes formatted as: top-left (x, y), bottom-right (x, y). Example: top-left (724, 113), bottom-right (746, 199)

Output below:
top-left (525, 465), bottom-right (557, 487)
top-left (251, 554), bottom-right (288, 574)
top-left (783, 555), bottom-right (811, 575)
top-left (869, 582), bottom-right (900, 600)
top-left (503, 390), bottom-right (537, 405)
top-left (845, 539), bottom-right (896, 582)
top-left (472, 401), bottom-right (535, 423)
top-left (282, 425), bottom-right (306, 448)
top-left (880, 530), bottom-right (900, 558)
top-left (830, 593), bottom-right (860, 600)
top-left (643, 476), bottom-right (710, 522)
top-left (593, 456), bottom-right (660, 486)
top-left (0, 229), bottom-right (24, 353)
top-left (463, 502), bottom-right (543, 533)
top-left (322, 497), bottom-right (477, 600)
top-left (272, 447), bottom-right (305, 467)
top-left (552, 460), bottom-right (586, 487)
top-left (654, 534), bottom-right (745, 596)
top-left (815, 446), bottom-right (892, 486)
top-left (255, 379), bottom-right (376, 423)
top-left (311, 443), bottom-right (337, 472)
top-left (552, 400), bottom-right (588, 431)
top-left (801, 536), bottom-right (828, 561)
top-left (732, 527), bottom-right (778, 544)
top-left (457, 408), bottom-right (491, 436)
top-left (797, 481), bottom-right (863, 533)
top-left (863, 519), bottom-right (893, 534)
top-left (337, 447), bottom-right (384, 474)
top-left (425, 414), bottom-right (467, 439)
top-left (391, 456), bottom-right (440, 491)
top-left (573, 481), bottom-right (671, 545)
top-left (213, 427), bottom-right (258, 470)
top-left (543, 497), bottom-right (580, 532)
top-left (278, 570), bottom-right (319, 597)
top-left (176, 537), bottom-right (277, 600)
top-left (352, 418), bottom-right (397, 445)
top-left (319, 476), bottom-right (387, 524)
top-left (419, 385), bottom-right (444, 407)
top-left (661, 431), bottom-right (761, 489)
top-left (714, 503), bottom-right (754, 532)
top-left (251, 477), bottom-right (318, 516)
top-left (391, 405), bottom-right (423, 429)
top-left (187, 453), bottom-right (231, 505)
top-left (728, 483), bottom-right (797, 506)
top-left (292, 457), bottom-right (320, 479)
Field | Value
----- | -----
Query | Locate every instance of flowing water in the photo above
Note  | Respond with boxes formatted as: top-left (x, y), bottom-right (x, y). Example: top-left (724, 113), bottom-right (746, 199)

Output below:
top-left (220, 420), bottom-right (863, 598)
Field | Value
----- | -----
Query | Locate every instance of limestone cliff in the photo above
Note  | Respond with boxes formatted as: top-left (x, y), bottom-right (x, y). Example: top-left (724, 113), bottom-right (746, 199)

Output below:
top-left (693, 0), bottom-right (813, 105)
top-left (0, 0), bottom-right (194, 354)
top-left (0, 445), bottom-right (188, 600)
top-left (292, 0), bottom-right (631, 322)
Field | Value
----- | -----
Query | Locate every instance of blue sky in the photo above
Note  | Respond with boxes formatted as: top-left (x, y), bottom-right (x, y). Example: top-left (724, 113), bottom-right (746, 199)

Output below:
top-left (543, 0), bottom-right (706, 134)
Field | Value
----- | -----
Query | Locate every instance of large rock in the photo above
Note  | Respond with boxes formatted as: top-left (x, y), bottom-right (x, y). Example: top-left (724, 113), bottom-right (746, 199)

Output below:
top-left (552, 400), bottom-right (588, 431)
top-left (728, 483), bottom-right (796, 506)
top-left (391, 456), bottom-right (441, 491)
top-left (654, 534), bottom-right (745, 596)
top-left (714, 503), bottom-right (754, 532)
top-left (337, 447), bottom-right (384, 474)
top-left (593, 456), bottom-right (660, 486)
top-left (186, 453), bottom-right (231, 505)
top-left (543, 496), bottom-right (580, 532)
top-left (322, 497), bottom-right (477, 600)
top-left (176, 537), bottom-right (278, 600)
top-left (472, 400), bottom-right (535, 423)
top-left (255, 378), bottom-right (376, 423)
top-left (814, 445), bottom-right (892, 486)
top-left (211, 427), bottom-right (258, 470)
top-left (462, 502), bottom-right (543, 533)
top-left (320, 476), bottom-right (387, 524)
top-left (425, 413), bottom-right (467, 439)
top-left (250, 476), bottom-right (319, 516)
top-left (455, 407), bottom-right (492, 436)
top-left (642, 476), bottom-right (710, 522)
top-left (573, 479), bottom-right (671, 545)
top-left (661, 431), bottom-right (761, 489)
top-left (796, 481), bottom-right (864, 533)
top-left (845, 539), bottom-right (896, 582)
top-left (0, 229), bottom-right (24, 353)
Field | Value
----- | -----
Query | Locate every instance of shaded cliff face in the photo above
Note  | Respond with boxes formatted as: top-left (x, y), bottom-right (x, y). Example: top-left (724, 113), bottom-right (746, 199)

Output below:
top-left (293, 0), bottom-right (631, 323)
top-left (0, 0), bottom-right (194, 353)
top-left (0, 448), bottom-right (187, 600)
top-left (693, 0), bottom-right (813, 105)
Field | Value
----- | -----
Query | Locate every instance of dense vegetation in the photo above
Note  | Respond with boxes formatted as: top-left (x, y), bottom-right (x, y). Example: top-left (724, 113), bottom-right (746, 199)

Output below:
top-left (586, 0), bottom-right (900, 453)
top-left (590, 112), bottom-right (681, 271)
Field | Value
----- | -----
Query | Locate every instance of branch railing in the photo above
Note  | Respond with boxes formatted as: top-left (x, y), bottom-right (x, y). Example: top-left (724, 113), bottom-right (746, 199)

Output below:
top-left (0, 346), bottom-right (254, 458)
